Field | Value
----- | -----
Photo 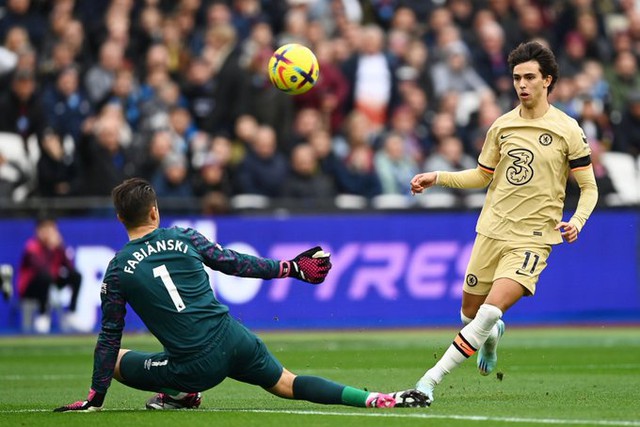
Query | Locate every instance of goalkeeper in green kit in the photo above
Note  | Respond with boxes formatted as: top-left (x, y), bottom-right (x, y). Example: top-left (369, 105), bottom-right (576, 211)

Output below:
top-left (55, 178), bottom-right (428, 412)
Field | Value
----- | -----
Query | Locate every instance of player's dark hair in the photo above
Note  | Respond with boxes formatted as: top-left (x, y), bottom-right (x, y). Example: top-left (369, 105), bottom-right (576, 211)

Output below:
top-left (507, 41), bottom-right (559, 94)
top-left (111, 178), bottom-right (157, 229)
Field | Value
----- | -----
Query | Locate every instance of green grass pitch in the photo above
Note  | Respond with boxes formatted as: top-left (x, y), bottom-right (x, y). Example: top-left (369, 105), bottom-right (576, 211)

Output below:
top-left (1, 327), bottom-right (639, 427)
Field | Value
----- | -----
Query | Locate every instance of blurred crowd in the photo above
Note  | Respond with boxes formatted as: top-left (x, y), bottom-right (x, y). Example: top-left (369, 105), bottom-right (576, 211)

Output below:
top-left (0, 0), bottom-right (639, 212)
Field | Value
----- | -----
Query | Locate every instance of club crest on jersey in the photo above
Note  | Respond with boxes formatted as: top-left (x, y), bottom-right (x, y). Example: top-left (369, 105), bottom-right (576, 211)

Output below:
top-left (538, 133), bottom-right (553, 146)
top-left (466, 274), bottom-right (478, 287)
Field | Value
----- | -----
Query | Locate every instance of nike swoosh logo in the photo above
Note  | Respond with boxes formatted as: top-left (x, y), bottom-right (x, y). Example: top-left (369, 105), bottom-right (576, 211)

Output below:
top-left (500, 133), bottom-right (514, 140)
top-left (515, 270), bottom-right (529, 276)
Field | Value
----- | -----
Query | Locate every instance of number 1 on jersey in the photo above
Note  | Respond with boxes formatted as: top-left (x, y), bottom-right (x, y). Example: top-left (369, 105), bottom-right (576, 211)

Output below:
top-left (153, 264), bottom-right (187, 312)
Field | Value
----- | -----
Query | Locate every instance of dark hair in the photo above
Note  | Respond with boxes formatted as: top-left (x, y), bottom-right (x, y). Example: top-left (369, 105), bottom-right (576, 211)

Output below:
top-left (111, 178), bottom-right (157, 229)
top-left (507, 41), bottom-right (559, 94)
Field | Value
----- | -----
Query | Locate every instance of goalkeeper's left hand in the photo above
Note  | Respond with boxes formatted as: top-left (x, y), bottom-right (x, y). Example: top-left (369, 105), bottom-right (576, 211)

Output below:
top-left (54, 389), bottom-right (105, 412)
top-left (279, 246), bottom-right (331, 284)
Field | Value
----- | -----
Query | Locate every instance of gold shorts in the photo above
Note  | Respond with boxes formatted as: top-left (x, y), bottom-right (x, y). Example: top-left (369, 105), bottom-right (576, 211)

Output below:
top-left (463, 234), bottom-right (552, 296)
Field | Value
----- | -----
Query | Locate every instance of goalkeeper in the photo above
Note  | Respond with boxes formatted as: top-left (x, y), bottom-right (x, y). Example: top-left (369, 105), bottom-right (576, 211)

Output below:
top-left (55, 178), bottom-right (427, 412)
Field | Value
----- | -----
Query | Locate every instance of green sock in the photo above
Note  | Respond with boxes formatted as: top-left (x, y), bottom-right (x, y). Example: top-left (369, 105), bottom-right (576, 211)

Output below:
top-left (292, 376), bottom-right (347, 405)
top-left (341, 386), bottom-right (370, 408)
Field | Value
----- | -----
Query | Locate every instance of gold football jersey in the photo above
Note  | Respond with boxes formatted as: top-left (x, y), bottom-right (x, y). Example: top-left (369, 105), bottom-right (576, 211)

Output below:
top-left (476, 105), bottom-right (591, 244)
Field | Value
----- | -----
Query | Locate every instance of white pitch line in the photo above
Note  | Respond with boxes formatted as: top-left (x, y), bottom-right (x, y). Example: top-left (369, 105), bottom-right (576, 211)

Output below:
top-left (1, 407), bottom-right (639, 426)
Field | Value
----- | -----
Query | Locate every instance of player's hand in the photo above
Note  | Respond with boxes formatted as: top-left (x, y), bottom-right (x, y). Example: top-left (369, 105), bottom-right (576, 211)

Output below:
top-left (280, 246), bottom-right (331, 284)
top-left (555, 221), bottom-right (578, 243)
top-left (54, 389), bottom-right (105, 412)
top-left (410, 172), bottom-right (437, 195)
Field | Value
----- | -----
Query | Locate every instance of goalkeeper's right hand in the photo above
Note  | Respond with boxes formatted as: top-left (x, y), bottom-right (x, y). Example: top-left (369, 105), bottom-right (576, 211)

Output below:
top-left (54, 389), bottom-right (105, 412)
top-left (278, 246), bottom-right (331, 284)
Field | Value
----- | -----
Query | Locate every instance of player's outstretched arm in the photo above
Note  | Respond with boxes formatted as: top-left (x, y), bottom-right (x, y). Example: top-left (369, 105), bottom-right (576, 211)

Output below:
top-left (410, 172), bottom-right (438, 195)
top-left (54, 389), bottom-right (105, 412)
top-left (279, 246), bottom-right (331, 284)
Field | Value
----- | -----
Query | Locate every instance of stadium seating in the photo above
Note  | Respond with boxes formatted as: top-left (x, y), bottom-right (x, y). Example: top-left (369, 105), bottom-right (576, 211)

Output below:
top-left (601, 151), bottom-right (639, 205)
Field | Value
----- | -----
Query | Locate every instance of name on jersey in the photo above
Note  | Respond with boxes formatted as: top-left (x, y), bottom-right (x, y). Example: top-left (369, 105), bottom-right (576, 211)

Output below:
top-left (124, 239), bottom-right (188, 274)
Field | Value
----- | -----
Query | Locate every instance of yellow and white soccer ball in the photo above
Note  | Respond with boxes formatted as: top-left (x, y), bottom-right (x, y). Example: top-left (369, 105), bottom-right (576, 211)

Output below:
top-left (268, 43), bottom-right (320, 95)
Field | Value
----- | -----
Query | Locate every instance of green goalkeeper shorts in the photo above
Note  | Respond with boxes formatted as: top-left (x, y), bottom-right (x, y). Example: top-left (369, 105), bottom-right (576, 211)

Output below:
top-left (119, 315), bottom-right (284, 393)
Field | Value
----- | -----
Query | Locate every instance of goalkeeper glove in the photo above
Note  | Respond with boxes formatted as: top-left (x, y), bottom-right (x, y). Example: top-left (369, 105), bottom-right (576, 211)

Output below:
top-left (54, 388), bottom-right (105, 412)
top-left (279, 246), bottom-right (331, 284)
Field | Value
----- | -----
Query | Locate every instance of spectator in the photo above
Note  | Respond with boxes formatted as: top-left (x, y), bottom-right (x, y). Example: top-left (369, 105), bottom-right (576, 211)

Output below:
top-left (241, 45), bottom-right (295, 145)
top-left (41, 65), bottom-right (93, 144)
top-left (36, 129), bottom-right (76, 197)
top-left (181, 57), bottom-right (216, 132)
top-left (472, 20), bottom-right (513, 100)
top-left (342, 24), bottom-right (398, 132)
top-left (152, 151), bottom-right (193, 199)
top-left (551, 78), bottom-right (581, 120)
top-left (160, 15), bottom-right (191, 77)
top-left (102, 68), bottom-right (142, 130)
top-left (75, 115), bottom-right (133, 196)
top-left (374, 131), bottom-right (420, 196)
top-left (0, 26), bottom-right (28, 81)
top-left (193, 153), bottom-right (234, 201)
top-left (557, 32), bottom-right (588, 79)
top-left (40, 4), bottom-right (74, 75)
top-left (385, 104), bottom-right (426, 164)
top-left (612, 90), bottom-right (640, 156)
top-left (131, 5), bottom-right (163, 59)
top-left (425, 111), bottom-right (461, 155)
top-left (0, 68), bottom-right (45, 144)
top-left (84, 40), bottom-right (125, 105)
top-left (574, 9), bottom-right (611, 63)
top-left (333, 109), bottom-right (377, 160)
top-left (605, 50), bottom-right (640, 116)
top-left (422, 135), bottom-right (478, 201)
top-left (308, 128), bottom-right (344, 191)
top-left (200, 23), bottom-right (248, 136)
top-left (191, 135), bottom-right (236, 198)
top-left (336, 143), bottom-right (382, 199)
top-left (430, 42), bottom-right (491, 126)
top-left (289, 107), bottom-right (325, 153)
top-left (282, 143), bottom-right (336, 202)
top-left (134, 129), bottom-right (178, 182)
top-left (395, 37), bottom-right (434, 105)
top-left (235, 125), bottom-right (288, 197)
top-left (0, 0), bottom-right (46, 50)
top-left (17, 217), bottom-right (82, 333)
top-left (294, 40), bottom-right (350, 135)
top-left (510, 3), bottom-right (553, 47)
top-left (59, 19), bottom-right (92, 70)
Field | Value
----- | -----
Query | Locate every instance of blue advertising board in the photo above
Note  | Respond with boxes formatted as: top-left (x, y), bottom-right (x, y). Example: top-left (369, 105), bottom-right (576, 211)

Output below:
top-left (0, 210), bottom-right (638, 334)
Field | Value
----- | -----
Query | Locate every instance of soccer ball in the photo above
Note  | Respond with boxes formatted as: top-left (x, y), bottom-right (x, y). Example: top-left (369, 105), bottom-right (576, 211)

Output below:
top-left (268, 43), bottom-right (320, 95)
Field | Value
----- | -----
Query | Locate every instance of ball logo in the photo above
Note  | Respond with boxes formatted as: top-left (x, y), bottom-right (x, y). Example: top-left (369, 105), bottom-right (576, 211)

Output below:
top-left (538, 133), bottom-right (553, 146)
top-left (466, 274), bottom-right (478, 287)
top-left (268, 44), bottom-right (319, 95)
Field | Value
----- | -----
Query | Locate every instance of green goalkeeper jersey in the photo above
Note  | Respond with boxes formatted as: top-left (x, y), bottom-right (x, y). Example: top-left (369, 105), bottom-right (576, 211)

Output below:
top-left (91, 226), bottom-right (282, 393)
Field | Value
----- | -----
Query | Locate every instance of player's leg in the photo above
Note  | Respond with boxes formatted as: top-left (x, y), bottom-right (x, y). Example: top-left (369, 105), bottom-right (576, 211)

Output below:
top-left (478, 243), bottom-right (550, 375)
top-left (227, 318), bottom-right (429, 408)
top-left (416, 234), bottom-right (500, 400)
top-left (115, 348), bottom-right (202, 410)
top-left (57, 269), bottom-right (81, 312)
top-left (267, 368), bottom-right (429, 408)
top-left (417, 280), bottom-right (522, 399)
top-left (461, 290), bottom-right (505, 376)
top-left (22, 273), bottom-right (53, 333)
